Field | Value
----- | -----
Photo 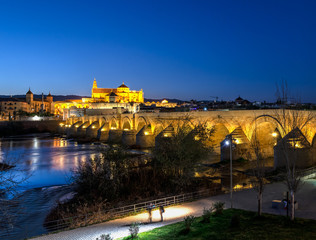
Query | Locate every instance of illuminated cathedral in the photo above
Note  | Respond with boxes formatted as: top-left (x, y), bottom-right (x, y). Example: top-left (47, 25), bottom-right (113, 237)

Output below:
top-left (85, 78), bottom-right (144, 103)
top-left (54, 78), bottom-right (144, 118)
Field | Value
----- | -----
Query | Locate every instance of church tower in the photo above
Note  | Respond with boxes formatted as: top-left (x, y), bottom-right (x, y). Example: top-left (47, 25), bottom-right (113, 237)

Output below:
top-left (93, 78), bottom-right (97, 89)
top-left (92, 78), bottom-right (98, 98)
top-left (26, 88), bottom-right (33, 105)
top-left (46, 92), bottom-right (53, 103)
top-left (46, 92), bottom-right (53, 114)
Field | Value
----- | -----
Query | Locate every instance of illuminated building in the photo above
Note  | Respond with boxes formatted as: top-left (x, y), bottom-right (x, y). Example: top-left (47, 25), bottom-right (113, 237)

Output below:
top-left (144, 99), bottom-right (177, 108)
top-left (89, 78), bottom-right (144, 103)
top-left (0, 89), bottom-right (54, 120)
top-left (54, 78), bottom-right (144, 118)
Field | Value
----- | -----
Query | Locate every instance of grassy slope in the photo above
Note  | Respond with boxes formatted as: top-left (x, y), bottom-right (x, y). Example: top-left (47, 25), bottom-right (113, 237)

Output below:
top-left (121, 209), bottom-right (316, 240)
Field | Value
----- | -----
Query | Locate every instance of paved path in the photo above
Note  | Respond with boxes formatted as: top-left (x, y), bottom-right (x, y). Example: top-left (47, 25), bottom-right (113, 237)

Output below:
top-left (32, 179), bottom-right (316, 240)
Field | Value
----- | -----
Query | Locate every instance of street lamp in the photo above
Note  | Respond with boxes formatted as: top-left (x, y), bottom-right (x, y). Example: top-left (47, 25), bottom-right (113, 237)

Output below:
top-left (225, 134), bottom-right (234, 209)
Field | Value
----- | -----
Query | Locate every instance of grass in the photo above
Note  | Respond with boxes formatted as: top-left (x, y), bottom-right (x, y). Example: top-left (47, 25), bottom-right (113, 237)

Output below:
top-left (120, 209), bottom-right (316, 240)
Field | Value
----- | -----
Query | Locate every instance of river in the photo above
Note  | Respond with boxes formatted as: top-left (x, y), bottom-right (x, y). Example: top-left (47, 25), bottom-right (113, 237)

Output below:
top-left (0, 133), bottom-right (101, 240)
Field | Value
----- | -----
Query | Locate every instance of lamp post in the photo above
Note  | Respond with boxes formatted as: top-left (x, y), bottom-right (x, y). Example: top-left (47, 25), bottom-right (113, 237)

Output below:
top-left (229, 134), bottom-right (233, 209)
top-left (225, 134), bottom-right (233, 208)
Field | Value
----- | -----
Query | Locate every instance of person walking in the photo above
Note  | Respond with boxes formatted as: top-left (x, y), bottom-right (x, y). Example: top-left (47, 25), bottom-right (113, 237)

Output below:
top-left (159, 205), bottom-right (165, 222)
top-left (148, 204), bottom-right (153, 223)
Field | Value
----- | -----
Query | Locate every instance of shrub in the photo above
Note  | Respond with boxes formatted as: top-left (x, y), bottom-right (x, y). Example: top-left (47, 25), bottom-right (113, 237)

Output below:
top-left (184, 215), bottom-right (195, 231)
top-left (213, 201), bottom-right (225, 215)
top-left (201, 207), bottom-right (212, 223)
top-left (129, 222), bottom-right (140, 239)
top-left (230, 214), bottom-right (240, 228)
top-left (96, 234), bottom-right (113, 240)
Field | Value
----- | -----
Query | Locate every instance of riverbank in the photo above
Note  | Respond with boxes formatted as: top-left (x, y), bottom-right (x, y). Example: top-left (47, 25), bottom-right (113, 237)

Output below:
top-left (0, 120), bottom-right (61, 137)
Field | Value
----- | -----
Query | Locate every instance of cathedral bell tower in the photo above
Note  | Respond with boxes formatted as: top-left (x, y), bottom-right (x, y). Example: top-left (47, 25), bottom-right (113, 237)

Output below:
top-left (92, 78), bottom-right (97, 98)
top-left (93, 78), bottom-right (97, 89)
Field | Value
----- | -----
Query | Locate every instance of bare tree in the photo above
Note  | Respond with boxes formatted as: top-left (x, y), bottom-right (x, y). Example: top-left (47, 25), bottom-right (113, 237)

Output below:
top-left (274, 80), bottom-right (314, 220)
top-left (274, 110), bottom-right (313, 220)
top-left (249, 121), bottom-right (267, 217)
top-left (0, 153), bottom-right (28, 230)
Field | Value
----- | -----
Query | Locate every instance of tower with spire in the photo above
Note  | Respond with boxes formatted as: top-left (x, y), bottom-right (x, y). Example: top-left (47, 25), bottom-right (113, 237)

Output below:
top-left (26, 88), bottom-right (33, 105)
top-left (93, 78), bottom-right (97, 89)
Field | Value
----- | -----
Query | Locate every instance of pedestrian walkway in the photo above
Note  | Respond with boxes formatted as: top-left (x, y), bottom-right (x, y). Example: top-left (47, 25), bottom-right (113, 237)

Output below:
top-left (32, 179), bottom-right (316, 240)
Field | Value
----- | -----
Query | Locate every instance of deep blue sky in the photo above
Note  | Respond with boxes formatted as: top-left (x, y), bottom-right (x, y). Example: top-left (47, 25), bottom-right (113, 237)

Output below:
top-left (0, 0), bottom-right (315, 102)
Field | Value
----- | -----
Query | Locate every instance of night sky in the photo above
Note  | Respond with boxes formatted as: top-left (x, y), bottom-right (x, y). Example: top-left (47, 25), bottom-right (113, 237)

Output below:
top-left (0, 0), bottom-right (315, 102)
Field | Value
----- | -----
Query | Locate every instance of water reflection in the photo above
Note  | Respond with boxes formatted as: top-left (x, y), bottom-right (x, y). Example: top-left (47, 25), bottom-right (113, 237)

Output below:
top-left (0, 134), bottom-right (101, 189)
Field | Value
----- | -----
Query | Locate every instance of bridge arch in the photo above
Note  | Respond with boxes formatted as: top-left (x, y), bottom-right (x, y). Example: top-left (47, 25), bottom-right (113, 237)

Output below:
top-left (110, 117), bottom-right (118, 129)
top-left (210, 123), bottom-right (230, 153)
top-left (136, 116), bottom-right (150, 132)
top-left (122, 116), bottom-right (132, 130)
top-left (248, 115), bottom-right (285, 158)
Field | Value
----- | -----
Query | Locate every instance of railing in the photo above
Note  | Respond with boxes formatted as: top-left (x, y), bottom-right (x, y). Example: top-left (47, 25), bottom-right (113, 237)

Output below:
top-left (44, 187), bottom-right (222, 233)
top-left (2, 186), bottom-right (222, 240)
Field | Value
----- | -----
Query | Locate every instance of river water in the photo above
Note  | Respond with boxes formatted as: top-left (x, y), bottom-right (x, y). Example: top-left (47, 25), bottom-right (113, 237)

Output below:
top-left (0, 133), bottom-right (101, 240)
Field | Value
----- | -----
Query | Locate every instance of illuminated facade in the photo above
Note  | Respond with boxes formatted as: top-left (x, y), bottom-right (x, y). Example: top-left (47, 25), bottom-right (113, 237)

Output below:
top-left (144, 99), bottom-right (177, 108)
top-left (0, 89), bottom-right (53, 120)
top-left (54, 78), bottom-right (143, 118)
top-left (87, 78), bottom-right (144, 103)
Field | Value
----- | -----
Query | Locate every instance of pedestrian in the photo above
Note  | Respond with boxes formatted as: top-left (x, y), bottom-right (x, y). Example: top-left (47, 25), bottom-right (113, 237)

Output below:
top-left (159, 205), bottom-right (165, 222)
top-left (148, 204), bottom-right (153, 223)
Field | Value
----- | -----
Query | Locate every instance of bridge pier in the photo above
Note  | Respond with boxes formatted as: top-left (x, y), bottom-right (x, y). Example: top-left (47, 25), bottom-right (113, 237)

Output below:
top-left (155, 124), bottom-right (174, 147)
top-left (77, 127), bottom-right (87, 138)
top-left (122, 130), bottom-right (136, 146)
top-left (136, 126), bottom-right (155, 148)
top-left (108, 129), bottom-right (123, 143)
top-left (86, 126), bottom-right (99, 139)
top-left (98, 129), bottom-right (109, 141)
top-left (68, 126), bottom-right (78, 138)
top-left (67, 121), bottom-right (82, 138)
top-left (58, 125), bottom-right (66, 135)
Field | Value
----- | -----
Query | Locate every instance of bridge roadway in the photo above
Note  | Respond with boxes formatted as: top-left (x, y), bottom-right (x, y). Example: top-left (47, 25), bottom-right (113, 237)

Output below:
top-left (60, 109), bottom-right (316, 153)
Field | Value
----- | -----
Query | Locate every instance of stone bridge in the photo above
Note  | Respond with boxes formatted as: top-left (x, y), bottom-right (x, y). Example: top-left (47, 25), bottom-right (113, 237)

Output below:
top-left (60, 109), bottom-right (316, 159)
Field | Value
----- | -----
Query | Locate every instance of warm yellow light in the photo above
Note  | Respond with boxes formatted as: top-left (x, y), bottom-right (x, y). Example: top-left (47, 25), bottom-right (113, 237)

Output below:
top-left (194, 136), bottom-right (200, 141)
top-left (164, 133), bottom-right (168, 137)
top-left (124, 128), bottom-right (129, 131)
top-left (75, 125), bottom-right (79, 128)
top-left (295, 143), bottom-right (302, 148)
top-left (101, 128), bottom-right (106, 132)
top-left (82, 126), bottom-right (86, 129)
top-left (144, 131), bottom-right (149, 135)
top-left (235, 139), bottom-right (240, 144)
top-left (59, 123), bottom-right (64, 127)
top-left (111, 127), bottom-right (116, 130)
top-left (92, 126), bottom-right (96, 129)
top-left (272, 132), bottom-right (278, 137)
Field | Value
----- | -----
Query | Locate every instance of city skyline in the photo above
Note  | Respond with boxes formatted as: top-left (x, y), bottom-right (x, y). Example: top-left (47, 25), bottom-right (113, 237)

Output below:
top-left (0, 1), bottom-right (316, 102)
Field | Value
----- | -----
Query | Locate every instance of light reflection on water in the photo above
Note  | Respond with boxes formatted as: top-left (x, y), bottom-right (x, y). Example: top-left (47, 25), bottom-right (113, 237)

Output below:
top-left (0, 134), bottom-right (101, 189)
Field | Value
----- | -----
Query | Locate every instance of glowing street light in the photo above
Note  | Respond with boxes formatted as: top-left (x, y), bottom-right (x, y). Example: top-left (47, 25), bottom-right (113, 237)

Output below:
top-left (228, 134), bottom-right (233, 209)
top-left (272, 132), bottom-right (278, 137)
top-left (224, 134), bottom-right (234, 209)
